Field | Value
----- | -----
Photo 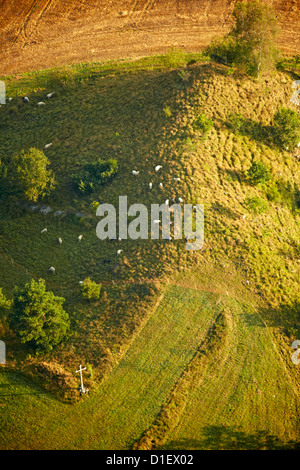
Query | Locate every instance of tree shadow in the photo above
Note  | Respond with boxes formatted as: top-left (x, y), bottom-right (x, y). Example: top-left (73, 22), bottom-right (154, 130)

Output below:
top-left (224, 113), bottom-right (274, 147)
top-left (164, 425), bottom-right (299, 450)
top-left (259, 303), bottom-right (300, 337)
top-left (211, 201), bottom-right (241, 220)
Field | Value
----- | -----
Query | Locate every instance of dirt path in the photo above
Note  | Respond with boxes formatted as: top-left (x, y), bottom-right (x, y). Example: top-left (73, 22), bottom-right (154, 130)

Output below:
top-left (0, 0), bottom-right (299, 75)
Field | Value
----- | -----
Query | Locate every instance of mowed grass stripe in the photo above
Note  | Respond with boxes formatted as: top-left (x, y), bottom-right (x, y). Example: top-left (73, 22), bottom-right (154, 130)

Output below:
top-left (71, 285), bottom-right (221, 450)
top-left (0, 285), bottom-right (220, 449)
top-left (164, 300), bottom-right (300, 449)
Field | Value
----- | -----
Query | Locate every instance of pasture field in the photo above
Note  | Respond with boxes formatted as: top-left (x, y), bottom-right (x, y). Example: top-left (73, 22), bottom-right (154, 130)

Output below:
top-left (0, 52), bottom-right (299, 449)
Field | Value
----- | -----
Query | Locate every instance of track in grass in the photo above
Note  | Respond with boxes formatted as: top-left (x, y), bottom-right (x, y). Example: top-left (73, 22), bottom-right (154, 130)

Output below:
top-left (0, 284), bottom-right (221, 449)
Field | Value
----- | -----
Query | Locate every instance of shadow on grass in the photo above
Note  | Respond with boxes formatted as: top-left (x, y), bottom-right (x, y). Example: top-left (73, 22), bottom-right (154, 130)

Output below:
top-left (163, 425), bottom-right (299, 450)
top-left (225, 113), bottom-right (274, 147)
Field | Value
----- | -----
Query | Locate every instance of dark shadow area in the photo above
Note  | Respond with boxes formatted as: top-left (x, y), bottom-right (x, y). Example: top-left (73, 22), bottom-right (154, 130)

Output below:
top-left (260, 303), bottom-right (300, 337)
top-left (224, 113), bottom-right (274, 147)
top-left (211, 201), bottom-right (241, 220)
top-left (163, 425), bottom-right (299, 450)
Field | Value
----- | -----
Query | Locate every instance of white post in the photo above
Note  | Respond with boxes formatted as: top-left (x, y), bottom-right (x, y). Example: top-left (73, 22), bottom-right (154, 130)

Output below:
top-left (75, 364), bottom-right (87, 394)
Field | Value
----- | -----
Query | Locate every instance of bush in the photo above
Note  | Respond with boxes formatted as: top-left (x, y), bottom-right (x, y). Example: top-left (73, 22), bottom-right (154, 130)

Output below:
top-left (72, 158), bottom-right (118, 196)
top-left (247, 161), bottom-right (271, 186)
top-left (272, 108), bottom-right (300, 149)
top-left (206, 0), bottom-right (279, 77)
top-left (193, 114), bottom-right (214, 138)
top-left (10, 279), bottom-right (70, 352)
top-left (245, 196), bottom-right (269, 214)
top-left (80, 278), bottom-right (101, 301)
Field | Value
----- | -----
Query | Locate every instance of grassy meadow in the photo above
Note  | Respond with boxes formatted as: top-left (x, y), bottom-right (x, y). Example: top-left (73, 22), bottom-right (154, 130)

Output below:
top-left (0, 51), bottom-right (299, 449)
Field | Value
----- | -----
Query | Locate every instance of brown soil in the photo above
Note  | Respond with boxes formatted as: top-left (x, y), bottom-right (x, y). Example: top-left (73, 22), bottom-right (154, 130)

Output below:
top-left (0, 0), bottom-right (299, 75)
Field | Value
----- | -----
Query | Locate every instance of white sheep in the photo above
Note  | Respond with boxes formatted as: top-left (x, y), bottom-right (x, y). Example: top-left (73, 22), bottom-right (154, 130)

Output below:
top-left (44, 143), bottom-right (53, 149)
top-left (149, 182), bottom-right (153, 189)
top-left (49, 267), bottom-right (55, 273)
top-left (117, 249), bottom-right (123, 255)
top-left (178, 197), bottom-right (183, 203)
top-left (38, 102), bottom-right (46, 106)
top-left (47, 92), bottom-right (55, 99)
top-left (41, 228), bottom-right (47, 233)
top-left (165, 199), bottom-right (169, 205)
top-left (173, 177), bottom-right (180, 181)
top-left (58, 238), bottom-right (63, 244)
top-left (159, 182), bottom-right (163, 188)
top-left (132, 170), bottom-right (140, 176)
top-left (155, 165), bottom-right (162, 172)
top-left (78, 235), bottom-right (83, 241)
top-left (23, 97), bottom-right (29, 103)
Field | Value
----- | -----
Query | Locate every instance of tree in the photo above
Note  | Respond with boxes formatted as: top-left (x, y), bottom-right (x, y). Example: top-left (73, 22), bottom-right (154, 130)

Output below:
top-left (4, 148), bottom-right (55, 202)
top-left (273, 108), bottom-right (300, 149)
top-left (80, 278), bottom-right (101, 301)
top-left (10, 279), bottom-right (70, 352)
top-left (207, 0), bottom-right (279, 76)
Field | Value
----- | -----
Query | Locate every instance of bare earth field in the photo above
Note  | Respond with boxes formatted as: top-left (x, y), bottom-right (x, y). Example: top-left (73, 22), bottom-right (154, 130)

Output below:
top-left (0, 0), bottom-right (299, 75)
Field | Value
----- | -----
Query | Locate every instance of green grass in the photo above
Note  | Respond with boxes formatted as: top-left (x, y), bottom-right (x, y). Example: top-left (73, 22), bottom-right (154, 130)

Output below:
top-left (0, 285), bottom-right (222, 449)
top-left (163, 296), bottom-right (300, 449)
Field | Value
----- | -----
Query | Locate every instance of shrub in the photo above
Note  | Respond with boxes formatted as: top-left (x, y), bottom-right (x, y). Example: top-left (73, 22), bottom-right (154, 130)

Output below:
top-left (245, 196), bottom-right (269, 214)
top-left (247, 161), bottom-right (271, 186)
top-left (193, 114), bottom-right (214, 138)
top-left (80, 278), bottom-right (101, 301)
top-left (72, 158), bottom-right (118, 196)
top-left (272, 108), bottom-right (300, 149)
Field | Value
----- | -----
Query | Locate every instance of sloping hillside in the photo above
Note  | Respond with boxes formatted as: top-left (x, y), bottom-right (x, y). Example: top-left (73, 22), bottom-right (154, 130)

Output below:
top-left (0, 0), bottom-right (299, 75)
top-left (0, 55), bottom-right (299, 449)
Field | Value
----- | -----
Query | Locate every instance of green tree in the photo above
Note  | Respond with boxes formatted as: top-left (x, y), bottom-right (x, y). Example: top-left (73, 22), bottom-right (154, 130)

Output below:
top-left (80, 278), bottom-right (101, 301)
top-left (207, 0), bottom-right (279, 76)
top-left (273, 108), bottom-right (300, 149)
top-left (10, 279), bottom-right (70, 352)
top-left (4, 148), bottom-right (55, 202)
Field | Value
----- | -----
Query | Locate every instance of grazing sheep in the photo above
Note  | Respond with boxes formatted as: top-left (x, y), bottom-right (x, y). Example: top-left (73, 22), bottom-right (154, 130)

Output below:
top-left (149, 182), bottom-right (153, 189)
top-left (173, 177), bottom-right (180, 181)
top-left (78, 235), bottom-right (83, 241)
top-left (58, 237), bottom-right (63, 244)
top-left (132, 170), bottom-right (140, 176)
top-left (165, 199), bottom-right (169, 205)
top-left (23, 97), bottom-right (29, 103)
top-left (117, 249), bottom-right (123, 255)
top-left (49, 267), bottom-right (55, 273)
top-left (38, 102), bottom-right (46, 106)
top-left (178, 197), bottom-right (183, 203)
top-left (155, 165), bottom-right (162, 172)
top-left (44, 143), bottom-right (53, 149)
top-left (79, 281), bottom-right (84, 284)
top-left (47, 92), bottom-right (55, 99)
top-left (159, 182), bottom-right (163, 188)
top-left (41, 228), bottom-right (47, 233)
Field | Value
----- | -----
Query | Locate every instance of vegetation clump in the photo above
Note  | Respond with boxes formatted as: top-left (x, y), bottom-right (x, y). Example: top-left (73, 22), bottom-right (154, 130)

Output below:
top-left (80, 277), bottom-right (101, 301)
top-left (10, 279), bottom-right (70, 353)
top-left (0, 148), bottom-right (55, 202)
top-left (72, 158), bottom-right (118, 195)
top-left (272, 107), bottom-right (300, 149)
